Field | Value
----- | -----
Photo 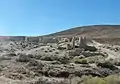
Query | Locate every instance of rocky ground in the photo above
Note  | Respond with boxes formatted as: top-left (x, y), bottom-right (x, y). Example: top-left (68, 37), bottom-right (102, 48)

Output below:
top-left (0, 37), bottom-right (120, 84)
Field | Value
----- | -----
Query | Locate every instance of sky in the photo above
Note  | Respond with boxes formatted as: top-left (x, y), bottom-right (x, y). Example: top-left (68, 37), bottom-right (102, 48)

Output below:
top-left (0, 0), bottom-right (120, 36)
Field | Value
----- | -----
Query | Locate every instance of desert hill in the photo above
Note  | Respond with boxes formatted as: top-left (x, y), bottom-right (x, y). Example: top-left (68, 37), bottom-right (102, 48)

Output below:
top-left (0, 25), bottom-right (120, 40)
top-left (46, 25), bottom-right (120, 38)
top-left (43, 25), bottom-right (120, 45)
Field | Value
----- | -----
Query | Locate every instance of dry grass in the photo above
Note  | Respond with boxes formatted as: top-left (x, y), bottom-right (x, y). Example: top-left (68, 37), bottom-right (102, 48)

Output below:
top-left (77, 75), bottom-right (120, 84)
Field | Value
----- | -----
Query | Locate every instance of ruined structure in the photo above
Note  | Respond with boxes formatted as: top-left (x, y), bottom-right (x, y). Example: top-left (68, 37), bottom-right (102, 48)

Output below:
top-left (25, 37), bottom-right (28, 42)
top-left (41, 37), bottom-right (58, 43)
top-left (9, 36), bottom-right (26, 41)
top-left (58, 36), bottom-right (87, 50)
top-left (71, 37), bottom-right (75, 49)
top-left (38, 37), bottom-right (44, 43)
top-left (58, 38), bottom-right (70, 44)
top-left (79, 37), bottom-right (87, 48)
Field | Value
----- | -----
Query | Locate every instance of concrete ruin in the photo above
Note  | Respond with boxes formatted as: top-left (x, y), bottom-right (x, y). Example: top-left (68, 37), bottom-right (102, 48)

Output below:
top-left (78, 37), bottom-right (87, 48)
top-left (57, 36), bottom-right (88, 50)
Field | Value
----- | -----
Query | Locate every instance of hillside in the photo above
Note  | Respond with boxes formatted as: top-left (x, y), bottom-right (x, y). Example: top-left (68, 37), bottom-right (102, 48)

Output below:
top-left (46, 25), bottom-right (120, 38)
top-left (0, 25), bottom-right (120, 45)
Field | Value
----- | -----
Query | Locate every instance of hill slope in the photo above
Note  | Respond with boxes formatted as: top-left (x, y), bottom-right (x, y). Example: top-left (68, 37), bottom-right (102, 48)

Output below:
top-left (46, 25), bottom-right (120, 38)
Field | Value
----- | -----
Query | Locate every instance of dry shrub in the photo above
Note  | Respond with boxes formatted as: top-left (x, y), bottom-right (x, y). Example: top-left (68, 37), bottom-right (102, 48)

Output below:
top-left (74, 59), bottom-right (88, 64)
top-left (0, 56), bottom-right (11, 61)
top-left (77, 75), bottom-right (120, 84)
top-left (97, 61), bottom-right (118, 70)
top-left (34, 77), bottom-right (69, 84)
top-left (16, 54), bottom-right (30, 62)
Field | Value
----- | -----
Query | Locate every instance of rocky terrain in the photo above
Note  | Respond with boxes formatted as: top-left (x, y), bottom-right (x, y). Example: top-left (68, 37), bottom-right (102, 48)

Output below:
top-left (0, 25), bottom-right (120, 84)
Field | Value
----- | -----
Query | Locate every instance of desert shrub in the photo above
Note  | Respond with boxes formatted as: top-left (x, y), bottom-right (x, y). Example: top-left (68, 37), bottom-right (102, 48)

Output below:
top-left (0, 56), bottom-right (11, 61)
top-left (28, 60), bottom-right (39, 66)
top-left (55, 51), bottom-right (59, 54)
top-left (50, 45), bottom-right (53, 47)
top-left (27, 59), bottom-right (44, 73)
top-left (0, 65), bottom-right (5, 72)
top-left (74, 59), bottom-right (88, 64)
top-left (28, 54), bottom-right (42, 60)
top-left (77, 75), bottom-right (120, 84)
top-left (68, 49), bottom-right (83, 56)
top-left (6, 73), bottom-right (24, 80)
top-left (57, 46), bottom-right (66, 50)
top-left (58, 55), bottom-right (70, 64)
top-left (84, 77), bottom-right (106, 84)
top-left (49, 50), bottom-right (53, 52)
top-left (40, 55), bottom-right (53, 61)
top-left (97, 61), bottom-right (118, 70)
top-left (40, 54), bottom-right (70, 64)
top-left (34, 77), bottom-right (69, 84)
top-left (41, 48), bottom-right (44, 50)
top-left (82, 51), bottom-right (105, 57)
top-left (108, 58), bottom-right (120, 66)
top-left (9, 53), bottom-right (16, 56)
top-left (52, 48), bottom-right (55, 51)
top-left (73, 55), bottom-right (85, 60)
top-left (85, 56), bottom-right (105, 64)
top-left (16, 54), bottom-right (30, 62)
top-left (105, 75), bottom-right (120, 84)
top-left (27, 54), bottom-right (35, 58)
top-left (2, 52), bottom-right (17, 57)
top-left (12, 67), bottom-right (36, 78)
top-left (44, 50), bottom-right (48, 53)
top-left (114, 61), bottom-right (120, 66)
top-left (34, 55), bottom-right (42, 60)
top-left (85, 46), bottom-right (97, 52)
top-left (51, 61), bottom-right (61, 64)
top-left (8, 52), bottom-right (17, 56)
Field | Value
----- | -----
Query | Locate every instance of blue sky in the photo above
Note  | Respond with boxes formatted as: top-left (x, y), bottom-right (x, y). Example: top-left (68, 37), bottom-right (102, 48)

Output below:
top-left (0, 0), bottom-right (120, 36)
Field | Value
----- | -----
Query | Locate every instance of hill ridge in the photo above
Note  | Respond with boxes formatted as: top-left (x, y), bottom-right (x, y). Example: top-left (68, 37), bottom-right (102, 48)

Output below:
top-left (44, 25), bottom-right (120, 38)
